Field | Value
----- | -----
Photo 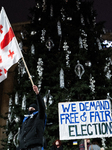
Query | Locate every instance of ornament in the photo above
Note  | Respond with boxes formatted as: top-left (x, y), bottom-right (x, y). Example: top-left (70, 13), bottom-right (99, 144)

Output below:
top-left (80, 29), bottom-right (88, 50)
top-left (85, 61), bottom-right (91, 67)
top-left (31, 31), bottom-right (37, 35)
top-left (60, 8), bottom-right (66, 21)
top-left (57, 21), bottom-right (62, 37)
top-left (67, 17), bottom-right (72, 21)
top-left (31, 44), bottom-right (35, 54)
top-left (37, 58), bottom-right (44, 91)
top-left (81, 14), bottom-right (85, 25)
top-left (40, 29), bottom-right (46, 43)
top-left (20, 30), bottom-right (27, 39)
top-left (42, 0), bottom-right (46, 11)
top-left (93, 16), bottom-right (96, 26)
top-left (60, 68), bottom-right (65, 88)
top-left (63, 41), bottom-right (71, 67)
top-left (101, 138), bottom-right (106, 149)
top-left (79, 36), bottom-right (83, 49)
top-left (97, 38), bottom-right (102, 50)
top-left (8, 98), bottom-right (12, 122)
top-left (18, 61), bottom-right (26, 77)
top-left (74, 60), bottom-right (85, 79)
top-left (43, 96), bottom-right (47, 109)
top-left (9, 97), bottom-right (12, 106)
top-left (104, 57), bottom-right (112, 79)
top-left (89, 74), bottom-right (95, 93)
top-left (36, 3), bottom-right (40, 9)
top-left (19, 41), bottom-right (23, 51)
top-left (15, 92), bottom-right (19, 105)
top-left (14, 115), bottom-right (20, 123)
top-left (107, 93), bottom-right (112, 100)
top-left (66, 50), bottom-right (71, 67)
top-left (63, 41), bottom-right (69, 51)
top-left (76, 0), bottom-right (81, 10)
top-left (22, 95), bottom-right (26, 110)
top-left (38, 18), bottom-right (41, 21)
top-left (45, 37), bottom-right (54, 51)
top-left (8, 132), bottom-right (13, 143)
top-left (57, 21), bottom-right (62, 50)
top-left (13, 127), bottom-right (20, 147)
top-left (44, 90), bottom-right (53, 107)
top-left (48, 90), bottom-right (53, 105)
top-left (50, 5), bottom-right (53, 17)
top-left (20, 32), bottom-right (24, 39)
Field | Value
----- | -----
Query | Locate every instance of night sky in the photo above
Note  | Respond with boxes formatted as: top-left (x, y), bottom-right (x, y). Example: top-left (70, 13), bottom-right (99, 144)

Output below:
top-left (0, 0), bottom-right (112, 31)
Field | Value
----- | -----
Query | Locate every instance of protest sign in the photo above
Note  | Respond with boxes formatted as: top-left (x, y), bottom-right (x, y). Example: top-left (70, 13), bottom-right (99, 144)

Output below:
top-left (58, 99), bottom-right (112, 140)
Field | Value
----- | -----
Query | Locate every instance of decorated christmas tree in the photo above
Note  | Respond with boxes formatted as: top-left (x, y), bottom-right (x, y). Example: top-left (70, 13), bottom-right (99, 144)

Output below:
top-left (1, 0), bottom-right (112, 150)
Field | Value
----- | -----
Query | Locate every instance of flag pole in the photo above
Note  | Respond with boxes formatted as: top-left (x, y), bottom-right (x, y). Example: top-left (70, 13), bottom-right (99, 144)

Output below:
top-left (13, 30), bottom-right (34, 86)
top-left (21, 56), bottom-right (34, 86)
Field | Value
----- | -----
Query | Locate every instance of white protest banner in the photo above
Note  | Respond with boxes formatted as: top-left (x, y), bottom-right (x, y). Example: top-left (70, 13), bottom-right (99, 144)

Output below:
top-left (58, 99), bottom-right (112, 140)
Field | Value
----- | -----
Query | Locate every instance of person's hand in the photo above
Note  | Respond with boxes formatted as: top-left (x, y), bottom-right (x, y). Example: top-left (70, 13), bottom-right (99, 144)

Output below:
top-left (33, 85), bottom-right (39, 95)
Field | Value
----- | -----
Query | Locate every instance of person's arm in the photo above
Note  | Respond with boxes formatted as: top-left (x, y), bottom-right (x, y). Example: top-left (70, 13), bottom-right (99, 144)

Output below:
top-left (33, 85), bottom-right (45, 118)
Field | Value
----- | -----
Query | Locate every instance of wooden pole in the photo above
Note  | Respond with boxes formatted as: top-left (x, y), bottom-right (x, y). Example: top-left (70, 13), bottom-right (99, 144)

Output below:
top-left (21, 56), bottom-right (34, 86)
top-left (84, 139), bottom-right (87, 150)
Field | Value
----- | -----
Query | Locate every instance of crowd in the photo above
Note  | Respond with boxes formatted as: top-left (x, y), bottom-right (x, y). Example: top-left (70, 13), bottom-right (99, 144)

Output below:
top-left (79, 138), bottom-right (103, 150)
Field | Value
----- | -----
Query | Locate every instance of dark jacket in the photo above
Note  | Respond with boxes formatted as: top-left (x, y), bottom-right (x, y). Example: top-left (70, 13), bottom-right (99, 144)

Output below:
top-left (19, 94), bottom-right (45, 149)
top-left (51, 145), bottom-right (63, 150)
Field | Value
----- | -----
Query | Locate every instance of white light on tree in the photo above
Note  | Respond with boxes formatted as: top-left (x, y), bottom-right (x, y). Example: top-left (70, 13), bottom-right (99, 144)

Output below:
top-left (57, 21), bottom-right (62, 37)
top-left (63, 41), bottom-right (71, 67)
top-left (81, 14), bottom-right (85, 25)
top-left (8, 132), bottom-right (13, 143)
top-left (37, 58), bottom-right (44, 91)
top-left (31, 44), bottom-right (35, 54)
top-left (104, 58), bottom-right (112, 79)
top-left (8, 98), bottom-right (12, 122)
top-left (80, 29), bottom-right (88, 50)
top-left (89, 74), bottom-right (95, 93)
top-left (40, 29), bottom-right (46, 43)
top-left (60, 8), bottom-right (66, 21)
top-left (22, 95), bottom-right (26, 110)
top-left (15, 92), bottom-right (19, 105)
top-left (76, 0), bottom-right (81, 10)
top-left (60, 68), bottom-right (65, 88)
top-left (79, 36), bottom-right (83, 49)
top-left (97, 38), bottom-right (102, 50)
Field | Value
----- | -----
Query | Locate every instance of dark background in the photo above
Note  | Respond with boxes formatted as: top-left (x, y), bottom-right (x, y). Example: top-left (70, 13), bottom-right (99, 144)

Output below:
top-left (0, 0), bottom-right (112, 31)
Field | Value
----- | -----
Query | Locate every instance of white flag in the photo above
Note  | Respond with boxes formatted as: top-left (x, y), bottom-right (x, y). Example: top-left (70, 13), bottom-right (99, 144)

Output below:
top-left (0, 7), bottom-right (22, 82)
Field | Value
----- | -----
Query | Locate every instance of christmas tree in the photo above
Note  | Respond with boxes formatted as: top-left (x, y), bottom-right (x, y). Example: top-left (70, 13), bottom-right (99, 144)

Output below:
top-left (1, 0), bottom-right (112, 150)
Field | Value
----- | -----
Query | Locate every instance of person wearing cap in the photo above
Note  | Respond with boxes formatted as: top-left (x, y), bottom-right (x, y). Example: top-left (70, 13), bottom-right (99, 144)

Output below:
top-left (18, 85), bottom-right (45, 150)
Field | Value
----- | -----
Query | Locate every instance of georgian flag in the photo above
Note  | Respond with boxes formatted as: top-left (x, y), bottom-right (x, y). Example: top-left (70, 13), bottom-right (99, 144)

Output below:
top-left (0, 7), bottom-right (22, 82)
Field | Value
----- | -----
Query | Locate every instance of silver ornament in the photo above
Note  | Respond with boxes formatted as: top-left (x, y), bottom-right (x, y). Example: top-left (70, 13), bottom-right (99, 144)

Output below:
top-left (74, 60), bottom-right (85, 79)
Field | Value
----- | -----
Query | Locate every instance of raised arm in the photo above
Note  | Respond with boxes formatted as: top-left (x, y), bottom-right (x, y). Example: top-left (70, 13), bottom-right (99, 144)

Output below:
top-left (33, 85), bottom-right (45, 118)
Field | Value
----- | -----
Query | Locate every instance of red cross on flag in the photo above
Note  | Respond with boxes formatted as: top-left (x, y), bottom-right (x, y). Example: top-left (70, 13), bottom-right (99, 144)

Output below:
top-left (0, 7), bottom-right (22, 82)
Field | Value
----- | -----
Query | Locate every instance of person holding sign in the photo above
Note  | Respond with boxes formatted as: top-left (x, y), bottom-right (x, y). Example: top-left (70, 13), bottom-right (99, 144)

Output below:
top-left (18, 85), bottom-right (45, 150)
